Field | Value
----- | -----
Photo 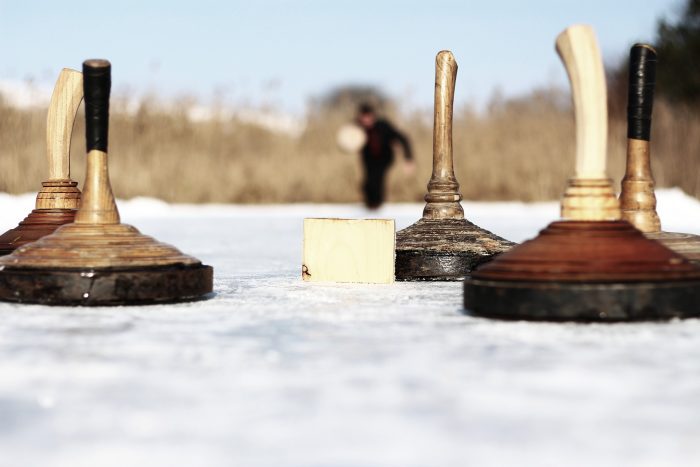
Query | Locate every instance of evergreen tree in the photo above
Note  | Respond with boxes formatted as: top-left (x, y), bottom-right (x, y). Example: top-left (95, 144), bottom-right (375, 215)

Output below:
top-left (655, 0), bottom-right (700, 103)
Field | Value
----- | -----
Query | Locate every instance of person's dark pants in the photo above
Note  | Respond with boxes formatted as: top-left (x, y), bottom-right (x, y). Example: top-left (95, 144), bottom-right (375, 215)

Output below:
top-left (362, 158), bottom-right (390, 208)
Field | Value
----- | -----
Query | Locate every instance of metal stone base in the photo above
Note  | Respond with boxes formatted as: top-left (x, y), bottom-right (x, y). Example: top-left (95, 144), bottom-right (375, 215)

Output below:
top-left (395, 250), bottom-right (494, 281)
top-left (395, 218), bottom-right (514, 281)
top-left (0, 209), bottom-right (77, 256)
top-left (0, 263), bottom-right (214, 306)
top-left (464, 278), bottom-right (700, 321)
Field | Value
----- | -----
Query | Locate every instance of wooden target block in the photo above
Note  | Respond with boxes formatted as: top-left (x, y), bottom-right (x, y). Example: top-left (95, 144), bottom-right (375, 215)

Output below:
top-left (303, 218), bottom-right (395, 284)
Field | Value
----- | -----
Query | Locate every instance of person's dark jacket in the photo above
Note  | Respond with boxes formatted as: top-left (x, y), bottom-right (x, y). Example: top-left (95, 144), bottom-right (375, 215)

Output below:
top-left (361, 119), bottom-right (413, 164)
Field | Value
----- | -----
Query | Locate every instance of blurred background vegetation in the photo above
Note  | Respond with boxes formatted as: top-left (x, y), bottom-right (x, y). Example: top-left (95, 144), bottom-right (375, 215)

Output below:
top-left (2, 0), bottom-right (700, 204)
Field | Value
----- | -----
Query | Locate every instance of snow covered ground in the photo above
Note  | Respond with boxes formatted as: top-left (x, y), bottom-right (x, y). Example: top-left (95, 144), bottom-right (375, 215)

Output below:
top-left (0, 189), bottom-right (699, 467)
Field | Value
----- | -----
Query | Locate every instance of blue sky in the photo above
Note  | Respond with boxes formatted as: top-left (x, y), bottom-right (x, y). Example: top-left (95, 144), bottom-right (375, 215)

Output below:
top-left (0, 0), bottom-right (681, 114)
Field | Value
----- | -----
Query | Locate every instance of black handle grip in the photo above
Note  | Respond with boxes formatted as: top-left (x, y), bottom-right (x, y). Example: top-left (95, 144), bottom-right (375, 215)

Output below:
top-left (83, 59), bottom-right (111, 151)
top-left (627, 44), bottom-right (656, 141)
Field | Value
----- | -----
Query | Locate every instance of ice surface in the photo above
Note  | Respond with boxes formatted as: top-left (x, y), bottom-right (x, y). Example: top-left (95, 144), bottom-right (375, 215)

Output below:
top-left (0, 190), bottom-right (699, 467)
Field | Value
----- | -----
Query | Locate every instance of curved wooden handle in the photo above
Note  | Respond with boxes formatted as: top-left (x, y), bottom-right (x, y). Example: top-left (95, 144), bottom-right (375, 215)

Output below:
top-left (556, 25), bottom-right (607, 179)
top-left (46, 69), bottom-right (83, 180)
top-left (432, 50), bottom-right (457, 180)
top-left (627, 44), bottom-right (657, 141)
top-left (423, 50), bottom-right (464, 219)
top-left (558, 25), bottom-right (620, 221)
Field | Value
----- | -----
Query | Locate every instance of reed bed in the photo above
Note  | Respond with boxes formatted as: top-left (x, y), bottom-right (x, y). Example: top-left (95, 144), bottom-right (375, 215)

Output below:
top-left (0, 88), bottom-right (697, 203)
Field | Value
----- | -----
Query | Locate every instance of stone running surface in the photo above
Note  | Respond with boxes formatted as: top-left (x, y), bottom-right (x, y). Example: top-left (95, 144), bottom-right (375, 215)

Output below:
top-left (0, 190), bottom-right (699, 467)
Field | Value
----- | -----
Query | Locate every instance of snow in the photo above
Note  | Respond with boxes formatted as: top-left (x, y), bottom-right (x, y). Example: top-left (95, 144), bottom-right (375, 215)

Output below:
top-left (0, 80), bottom-right (307, 137)
top-left (1, 189), bottom-right (700, 467)
top-left (0, 80), bottom-right (54, 109)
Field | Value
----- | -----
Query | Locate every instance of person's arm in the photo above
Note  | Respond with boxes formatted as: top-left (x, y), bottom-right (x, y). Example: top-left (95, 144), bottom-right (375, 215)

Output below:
top-left (387, 122), bottom-right (413, 160)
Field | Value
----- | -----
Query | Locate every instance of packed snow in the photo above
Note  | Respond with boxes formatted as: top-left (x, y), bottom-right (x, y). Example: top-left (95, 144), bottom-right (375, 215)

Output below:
top-left (0, 189), bottom-right (699, 467)
top-left (0, 81), bottom-right (307, 137)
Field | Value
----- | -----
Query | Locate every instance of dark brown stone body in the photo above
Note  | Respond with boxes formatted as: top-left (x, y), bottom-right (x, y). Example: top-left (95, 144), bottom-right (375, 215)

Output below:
top-left (464, 221), bottom-right (700, 320)
top-left (0, 209), bottom-right (76, 256)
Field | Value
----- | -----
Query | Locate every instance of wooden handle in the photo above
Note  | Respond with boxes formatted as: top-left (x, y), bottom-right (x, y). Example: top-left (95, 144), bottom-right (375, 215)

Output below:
top-left (46, 69), bottom-right (83, 180)
top-left (83, 59), bottom-right (111, 152)
top-left (556, 25), bottom-right (607, 179)
top-left (558, 25), bottom-right (620, 221)
top-left (627, 44), bottom-right (657, 141)
top-left (75, 59), bottom-right (119, 225)
top-left (433, 50), bottom-right (457, 181)
top-left (619, 44), bottom-right (661, 232)
top-left (423, 50), bottom-right (464, 220)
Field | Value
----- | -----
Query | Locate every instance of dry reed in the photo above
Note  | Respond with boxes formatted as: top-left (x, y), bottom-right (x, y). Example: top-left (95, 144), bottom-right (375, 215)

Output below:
top-left (0, 88), bottom-right (696, 203)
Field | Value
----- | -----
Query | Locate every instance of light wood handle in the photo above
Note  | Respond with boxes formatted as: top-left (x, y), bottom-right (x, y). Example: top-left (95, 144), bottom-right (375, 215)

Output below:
top-left (46, 69), bottom-right (83, 180)
top-left (556, 25), bottom-right (607, 179)
top-left (558, 25), bottom-right (620, 221)
top-left (423, 50), bottom-right (464, 220)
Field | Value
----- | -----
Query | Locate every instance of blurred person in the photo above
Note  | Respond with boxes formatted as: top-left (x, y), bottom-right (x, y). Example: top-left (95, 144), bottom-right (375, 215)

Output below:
top-left (356, 103), bottom-right (415, 209)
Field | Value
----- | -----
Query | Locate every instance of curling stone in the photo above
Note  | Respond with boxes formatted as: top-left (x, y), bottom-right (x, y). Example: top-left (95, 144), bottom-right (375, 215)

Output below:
top-left (0, 59), bottom-right (213, 306)
top-left (395, 51), bottom-right (513, 281)
top-left (618, 44), bottom-right (700, 263)
top-left (0, 69), bottom-right (83, 254)
top-left (336, 123), bottom-right (367, 154)
top-left (464, 25), bottom-right (700, 321)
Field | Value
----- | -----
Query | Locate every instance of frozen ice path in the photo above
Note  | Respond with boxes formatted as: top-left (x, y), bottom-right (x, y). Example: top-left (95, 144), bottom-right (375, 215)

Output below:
top-left (0, 190), bottom-right (699, 467)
